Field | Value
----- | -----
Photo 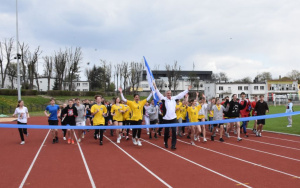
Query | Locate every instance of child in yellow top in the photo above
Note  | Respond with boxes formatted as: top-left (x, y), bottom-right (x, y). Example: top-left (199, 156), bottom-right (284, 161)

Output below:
top-left (91, 95), bottom-right (107, 145)
top-left (111, 97), bottom-right (125, 144)
top-left (119, 87), bottom-right (152, 146)
top-left (186, 94), bottom-right (201, 145)
top-left (122, 101), bottom-right (132, 140)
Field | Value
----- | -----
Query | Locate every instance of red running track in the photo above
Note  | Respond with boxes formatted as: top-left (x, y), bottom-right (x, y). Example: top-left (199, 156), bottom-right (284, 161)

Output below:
top-left (0, 116), bottom-right (300, 187)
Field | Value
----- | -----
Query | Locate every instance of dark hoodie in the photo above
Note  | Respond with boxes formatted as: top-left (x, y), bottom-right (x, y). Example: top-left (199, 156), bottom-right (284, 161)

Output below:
top-left (227, 99), bottom-right (247, 118)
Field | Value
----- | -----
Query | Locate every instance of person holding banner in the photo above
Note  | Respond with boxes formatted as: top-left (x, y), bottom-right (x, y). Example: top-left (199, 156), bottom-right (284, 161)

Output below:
top-left (119, 87), bottom-right (152, 146)
top-left (13, 100), bottom-right (30, 145)
top-left (154, 83), bottom-right (192, 149)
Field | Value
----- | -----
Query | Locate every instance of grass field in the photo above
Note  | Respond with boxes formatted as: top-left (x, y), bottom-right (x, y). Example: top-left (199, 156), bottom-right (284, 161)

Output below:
top-left (247, 105), bottom-right (300, 135)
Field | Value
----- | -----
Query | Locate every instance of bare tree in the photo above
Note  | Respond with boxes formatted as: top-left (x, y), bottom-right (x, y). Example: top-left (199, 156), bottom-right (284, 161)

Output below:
top-left (54, 49), bottom-right (67, 90)
top-left (26, 46), bottom-right (42, 90)
top-left (234, 76), bottom-right (252, 83)
top-left (120, 62), bottom-right (130, 94)
top-left (7, 62), bottom-right (17, 89)
top-left (165, 61), bottom-right (181, 92)
top-left (19, 42), bottom-right (29, 88)
top-left (156, 79), bottom-right (165, 90)
top-left (114, 64), bottom-right (121, 90)
top-left (257, 72), bottom-right (272, 82)
top-left (286, 70), bottom-right (300, 81)
top-left (129, 62), bottom-right (144, 92)
top-left (100, 60), bottom-right (112, 91)
top-left (66, 47), bottom-right (82, 91)
top-left (43, 55), bottom-right (53, 90)
top-left (0, 38), bottom-right (14, 88)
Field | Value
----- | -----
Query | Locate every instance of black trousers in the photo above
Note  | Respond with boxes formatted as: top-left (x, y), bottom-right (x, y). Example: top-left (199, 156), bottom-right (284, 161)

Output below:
top-left (17, 121), bottom-right (27, 141)
top-left (94, 124), bottom-right (104, 142)
top-left (163, 118), bottom-right (177, 147)
top-left (131, 120), bottom-right (142, 139)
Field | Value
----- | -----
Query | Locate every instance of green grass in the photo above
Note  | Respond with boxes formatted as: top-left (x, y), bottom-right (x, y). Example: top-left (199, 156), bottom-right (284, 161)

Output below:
top-left (247, 105), bottom-right (300, 135)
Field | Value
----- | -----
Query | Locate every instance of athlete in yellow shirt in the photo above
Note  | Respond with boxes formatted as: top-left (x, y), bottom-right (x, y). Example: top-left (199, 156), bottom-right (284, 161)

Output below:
top-left (180, 101), bottom-right (188, 135)
top-left (111, 97), bottom-right (125, 143)
top-left (91, 95), bottom-right (107, 145)
top-left (122, 101), bottom-right (132, 140)
top-left (119, 87), bottom-right (152, 146)
top-left (175, 100), bottom-right (183, 137)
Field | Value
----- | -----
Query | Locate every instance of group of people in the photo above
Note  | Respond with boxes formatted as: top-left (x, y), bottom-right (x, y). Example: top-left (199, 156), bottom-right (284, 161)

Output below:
top-left (12, 86), bottom-right (293, 148)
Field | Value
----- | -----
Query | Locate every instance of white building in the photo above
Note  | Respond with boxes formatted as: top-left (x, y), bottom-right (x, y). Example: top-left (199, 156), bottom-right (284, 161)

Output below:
top-left (64, 81), bottom-right (90, 91)
top-left (34, 77), bottom-right (55, 91)
top-left (0, 75), bottom-right (18, 89)
top-left (204, 82), bottom-right (268, 100)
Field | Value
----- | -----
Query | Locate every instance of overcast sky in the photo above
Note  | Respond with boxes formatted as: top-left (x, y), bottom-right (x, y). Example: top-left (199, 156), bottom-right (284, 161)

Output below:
top-left (1, 0), bottom-right (300, 81)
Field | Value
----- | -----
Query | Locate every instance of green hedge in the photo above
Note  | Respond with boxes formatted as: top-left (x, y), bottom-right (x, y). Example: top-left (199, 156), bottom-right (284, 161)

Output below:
top-left (0, 89), bottom-right (38, 96)
top-left (46, 90), bottom-right (109, 96)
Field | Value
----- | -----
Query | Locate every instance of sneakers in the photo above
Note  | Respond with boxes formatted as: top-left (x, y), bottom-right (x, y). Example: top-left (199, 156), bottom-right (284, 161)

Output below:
top-left (219, 138), bottom-right (224, 142)
top-left (100, 141), bottom-right (103, 145)
top-left (117, 135), bottom-right (121, 143)
top-left (137, 140), bottom-right (142, 146)
top-left (211, 136), bottom-right (214, 141)
top-left (52, 139), bottom-right (55, 144)
top-left (287, 125), bottom-right (292, 127)
top-left (154, 133), bottom-right (158, 139)
top-left (225, 132), bottom-right (230, 138)
top-left (68, 138), bottom-right (71, 144)
top-left (72, 139), bottom-right (75, 144)
top-left (147, 131), bottom-right (150, 135)
top-left (55, 137), bottom-right (58, 143)
top-left (20, 141), bottom-right (25, 145)
top-left (132, 138), bottom-right (137, 145)
top-left (203, 138), bottom-right (207, 142)
top-left (63, 137), bottom-right (66, 141)
top-left (78, 138), bottom-right (81, 143)
top-left (187, 135), bottom-right (191, 139)
top-left (164, 143), bottom-right (169, 148)
top-left (244, 133), bottom-right (249, 138)
top-left (259, 133), bottom-right (262, 137)
top-left (82, 133), bottom-right (85, 139)
top-left (237, 137), bottom-right (242, 141)
top-left (149, 134), bottom-right (152, 139)
top-left (26, 133), bottom-right (29, 137)
top-left (234, 130), bottom-right (237, 135)
top-left (191, 141), bottom-right (195, 146)
top-left (171, 146), bottom-right (177, 150)
top-left (253, 129), bottom-right (257, 134)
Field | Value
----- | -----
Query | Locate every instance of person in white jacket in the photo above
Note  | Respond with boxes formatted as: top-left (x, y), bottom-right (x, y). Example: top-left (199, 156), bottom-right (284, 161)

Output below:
top-left (286, 99), bottom-right (293, 127)
top-left (197, 95), bottom-right (208, 142)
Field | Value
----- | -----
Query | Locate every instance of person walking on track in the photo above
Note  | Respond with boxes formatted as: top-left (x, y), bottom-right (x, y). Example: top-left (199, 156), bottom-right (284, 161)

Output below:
top-left (13, 100), bottom-right (30, 145)
top-left (75, 98), bottom-right (86, 143)
top-left (62, 99), bottom-right (78, 144)
top-left (154, 83), bottom-right (192, 149)
top-left (45, 98), bottom-right (61, 144)
top-left (119, 87), bottom-right (152, 146)
top-left (91, 95), bottom-right (107, 145)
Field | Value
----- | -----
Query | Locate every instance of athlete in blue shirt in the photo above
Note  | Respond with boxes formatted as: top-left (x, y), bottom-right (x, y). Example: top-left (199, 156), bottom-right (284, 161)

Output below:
top-left (45, 98), bottom-right (61, 144)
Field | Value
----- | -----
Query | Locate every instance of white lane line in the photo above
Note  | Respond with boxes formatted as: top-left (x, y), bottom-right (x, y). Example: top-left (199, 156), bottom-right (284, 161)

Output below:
top-left (140, 139), bottom-right (252, 188)
top-left (232, 136), bottom-right (300, 151)
top-left (19, 130), bottom-right (50, 188)
top-left (247, 128), bottom-right (300, 137)
top-left (177, 139), bottom-right (300, 179)
top-left (104, 136), bottom-right (172, 188)
top-left (223, 141), bottom-right (300, 162)
top-left (255, 135), bottom-right (300, 144)
top-left (74, 133), bottom-right (96, 188)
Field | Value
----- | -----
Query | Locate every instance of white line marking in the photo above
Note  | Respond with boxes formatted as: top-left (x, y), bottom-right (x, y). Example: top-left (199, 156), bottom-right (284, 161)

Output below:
top-left (247, 128), bottom-right (300, 137)
top-left (104, 136), bottom-right (172, 188)
top-left (177, 139), bottom-right (300, 179)
top-left (233, 136), bottom-right (300, 151)
top-left (255, 135), bottom-right (300, 144)
top-left (74, 133), bottom-right (96, 188)
top-left (19, 130), bottom-right (50, 188)
top-left (222, 142), bottom-right (300, 162)
top-left (140, 139), bottom-right (252, 188)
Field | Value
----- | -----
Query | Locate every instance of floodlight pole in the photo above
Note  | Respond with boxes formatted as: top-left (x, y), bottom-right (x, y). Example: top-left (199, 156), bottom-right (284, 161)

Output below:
top-left (16, 0), bottom-right (21, 100)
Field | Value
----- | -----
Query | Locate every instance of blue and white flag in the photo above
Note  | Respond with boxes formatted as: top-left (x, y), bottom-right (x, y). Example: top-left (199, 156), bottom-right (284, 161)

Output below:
top-left (143, 56), bottom-right (159, 106)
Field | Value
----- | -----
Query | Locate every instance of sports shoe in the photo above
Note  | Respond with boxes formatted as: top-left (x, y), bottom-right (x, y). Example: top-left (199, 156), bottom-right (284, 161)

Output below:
top-left (191, 141), bottom-right (195, 146)
top-left (137, 140), bottom-right (142, 146)
top-left (94, 134), bottom-right (97, 140)
top-left (256, 132), bottom-right (259, 137)
top-left (72, 139), bottom-right (75, 144)
top-left (147, 131), bottom-right (149, 135)
top-left (253, 129), bottom-right (256, 134)
top-left (287, 125), bottom-right (292, 127)
top-left (26, 133), bottom-right (29, 137)
top-left (52, 139), bottom-right (55, 144)
top-left (187, 135), bottom-right (191, 139)
top-left (203, 138), bottom-right (207, 142)
top-left (154, 133), bottom-right (158, 139)
top-left (244, 133), bottom-right (249, 138)
top-left (68, 138), bottom-right (71, 144)
top-left (164, 143), bottom-right (168, 148)
top-left (78, 138), bottom-right (81, 143)
top-left (259, 133), bottom-right (262, 137)
top-left (63, 137), bottom-right (66, 141)
top-left (219, 138), bottom-right (224, 142)
top-left (149, 133), bottom-right (152, 139)
top-left (132, 138), bottom-right (137, 145)
top-left (234, 130), bottom-right (237, 135)
top-left (211, 136), bottom-right (214, 141)
top-left (100, 141), bottom-right (103, 145)
top-left (237, 137), bottom-right (242, 141)
top-left (55, 137), bottom-right (59, 143)
top-left (117, 137), bottom-right (121, 143)
top-left (212, 133), bottom-right (216, 137)
top-left (126, 136), bottom-right (129, 140)
top-left (171, 146), bottom-right (176, 150)
top-left (20, 141), bottom-right (25, 145)
top-left (225, 132), bottom-right (230, 138)
top-left (82, 133), bottom-right (85, 139)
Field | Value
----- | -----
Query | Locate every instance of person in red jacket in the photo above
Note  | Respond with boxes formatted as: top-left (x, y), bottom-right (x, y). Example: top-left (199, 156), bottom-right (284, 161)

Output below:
top-left (240, 92), bottom-right (251, 137)
top-left (251, 95), bottom-right (258, 133)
